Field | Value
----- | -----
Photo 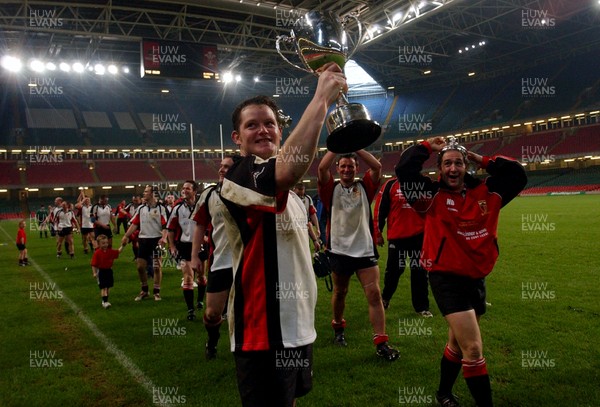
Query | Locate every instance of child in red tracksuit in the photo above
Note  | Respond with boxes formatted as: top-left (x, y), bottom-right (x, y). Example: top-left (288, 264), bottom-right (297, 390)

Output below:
top-left (91, 234), bottom-right (122, 308)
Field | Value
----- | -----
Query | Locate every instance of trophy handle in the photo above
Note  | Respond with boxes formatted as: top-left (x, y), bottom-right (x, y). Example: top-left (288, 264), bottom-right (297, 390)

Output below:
top-left (341, 13), bottom-right (363, 60)
top-left (276, 35), bottom-right (315, 75)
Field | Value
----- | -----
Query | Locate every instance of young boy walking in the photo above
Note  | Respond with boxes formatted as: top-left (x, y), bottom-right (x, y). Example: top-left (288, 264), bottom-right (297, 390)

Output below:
top-left (16, 220), bottom-right (28, 266)
top-left (91, 234), bottom-right (122, 308)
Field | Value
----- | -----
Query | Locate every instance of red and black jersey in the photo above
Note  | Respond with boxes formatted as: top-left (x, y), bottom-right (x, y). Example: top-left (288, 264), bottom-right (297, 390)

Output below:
top-left (373, 178), bottom-right (424, 241)
top-left (395, 142), bottom-right (527, 278)
top-left (220, 155), bottom-right (317, 352)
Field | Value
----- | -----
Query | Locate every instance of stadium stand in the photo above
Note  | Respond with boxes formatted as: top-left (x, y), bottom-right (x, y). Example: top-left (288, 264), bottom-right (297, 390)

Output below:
top-left (94, 160), bottom-right (161, 184)
top-left (25, 160), bottom-right (96, 186)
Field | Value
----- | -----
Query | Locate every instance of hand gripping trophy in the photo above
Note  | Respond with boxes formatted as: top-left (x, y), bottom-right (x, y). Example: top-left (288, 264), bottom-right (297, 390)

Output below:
top-left (276, 10), bottom-right (382, 153)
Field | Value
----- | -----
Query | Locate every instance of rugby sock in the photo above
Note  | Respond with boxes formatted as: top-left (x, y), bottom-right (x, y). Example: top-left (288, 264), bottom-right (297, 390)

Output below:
top-left (463, 357), bottom-right (493, 407)
top-left (141, 284), bottom-right (149, 293)
top-left (438, 344), bottom-right (462, 396)
top-left (331, 319), bottom-right (346, 335)
top-left (373, 333), bottom-right (389, 346)
top-left (204, 314), bottom-right (222, 348)
top-left (102, 296), bottom-right (108, 303)
top-left (89, 242), bottom-right (94, 252)
top-left (153, 285), bottom-right (160, 295)
top-left (183, 286), bottom-right (195, 311)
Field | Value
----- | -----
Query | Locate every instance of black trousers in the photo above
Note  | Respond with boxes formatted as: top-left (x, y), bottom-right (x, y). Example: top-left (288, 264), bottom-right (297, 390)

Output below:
top-left (381, 233), bottom-right (430, 312)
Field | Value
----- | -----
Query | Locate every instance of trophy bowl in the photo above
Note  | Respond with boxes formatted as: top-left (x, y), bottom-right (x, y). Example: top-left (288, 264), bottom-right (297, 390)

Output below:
top-left (276, 10), bottom-right (381, 153)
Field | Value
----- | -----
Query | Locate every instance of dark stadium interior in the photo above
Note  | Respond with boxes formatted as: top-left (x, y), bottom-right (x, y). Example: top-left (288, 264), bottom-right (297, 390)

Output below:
top-left (0, 0), bottom-right (599, 217)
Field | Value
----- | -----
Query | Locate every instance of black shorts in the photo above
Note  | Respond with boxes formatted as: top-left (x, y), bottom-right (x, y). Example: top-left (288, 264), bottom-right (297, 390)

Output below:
top-left (327, 252), bottom-right (379, 276)
top-left (176, 241), bottom-right (193, 262)
top-left (16, 243), bottom-right (26, 251)
top-left (234, 344), bottom-right (313, 407)
top-left (97, 268), bottom-right (114, 289)
top-left (58, 227), bottom-right (73, 237)
top-left (429, 272), bottom-right (486, 317)
top-left (138, 237), bottom-right (161, 261)
top-left (81, 227), bottom-right (94, 235)
top-left (94, 227), bottom-right (112, 239)
top-left (207, 267), bottom-right (234, 293)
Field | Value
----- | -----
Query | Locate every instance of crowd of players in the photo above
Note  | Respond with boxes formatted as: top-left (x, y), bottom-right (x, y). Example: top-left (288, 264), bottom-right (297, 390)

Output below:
top-left (25, 64), bottom-right (526, 407)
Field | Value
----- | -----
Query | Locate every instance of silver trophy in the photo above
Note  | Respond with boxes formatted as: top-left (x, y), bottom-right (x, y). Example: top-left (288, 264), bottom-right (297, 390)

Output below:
top-left (276, 10), bottom-right (381, 153)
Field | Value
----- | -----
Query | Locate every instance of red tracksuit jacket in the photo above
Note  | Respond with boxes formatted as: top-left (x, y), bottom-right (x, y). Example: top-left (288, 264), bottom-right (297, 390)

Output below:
top-left (395, 142), bottom-right (527, 278)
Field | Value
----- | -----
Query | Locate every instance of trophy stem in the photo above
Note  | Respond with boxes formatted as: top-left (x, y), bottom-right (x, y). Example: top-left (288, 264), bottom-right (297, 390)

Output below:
top-left (336, 92), bottom-right (349, 107)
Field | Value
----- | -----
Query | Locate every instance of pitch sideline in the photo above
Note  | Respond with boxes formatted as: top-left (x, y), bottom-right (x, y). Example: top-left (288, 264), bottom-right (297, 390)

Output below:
top-left (0, 223), bottom-right (166, 406)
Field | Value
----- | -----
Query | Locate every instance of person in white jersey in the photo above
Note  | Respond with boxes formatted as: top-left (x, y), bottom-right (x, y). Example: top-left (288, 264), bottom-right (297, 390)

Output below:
top-left (167, 180), bottom-right (200, 321)
top-left (318, 150), bottom-right (400, 361)
top-left (121, 185), bottom-right (169, 301)
top-left (54, 200), bottom-right (80, 259)
top-left (191, 155), bottom-right (235, 360)
top-left (92, 195), bottom-right (116, 248)
top-left (76, 192), bottom-right (95, 254)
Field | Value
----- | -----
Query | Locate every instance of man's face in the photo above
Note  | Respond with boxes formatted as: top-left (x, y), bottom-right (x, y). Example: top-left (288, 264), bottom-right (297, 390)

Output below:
top-left (143, 187), bottom-right (154, 201)
top-left (439, 150), bottom-right (466, 191)
top-left (133, 196), bottom-right (141, 205)
top-left (232, 104), bottom-right (281, 159)
top-left (99, 196), bottom-right (108, 205)
top-left (218, 158), bottom-right (234, 182)
top-left (337, 157), bottom-right (357, 185)
top-left (181, 183), bottom-right (195, 201)
top-left (293, 186), bottom-right (305, 197)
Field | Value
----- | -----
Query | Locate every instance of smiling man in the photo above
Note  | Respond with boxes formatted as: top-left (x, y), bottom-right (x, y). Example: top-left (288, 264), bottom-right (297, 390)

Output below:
top-left (218, 62), bottom-right (347, 407)
top-left (317, 150), bottom-right (400, 361)
top-left (395, 136), bottom-right (527, 407)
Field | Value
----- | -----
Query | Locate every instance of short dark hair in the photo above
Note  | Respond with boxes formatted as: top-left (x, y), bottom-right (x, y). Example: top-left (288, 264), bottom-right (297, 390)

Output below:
top-left (184, 180), bottom-right (198, 191)
top-left (231, 95), bottom-right (280, 133)
top-left (294, 182), bottom-right (305, 190)
top-left (336, 153), bottom-right (358, 165)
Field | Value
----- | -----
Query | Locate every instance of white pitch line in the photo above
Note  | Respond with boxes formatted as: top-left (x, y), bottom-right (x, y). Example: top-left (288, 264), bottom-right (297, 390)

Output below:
top-left (0, 224), bottom-right (167, 407)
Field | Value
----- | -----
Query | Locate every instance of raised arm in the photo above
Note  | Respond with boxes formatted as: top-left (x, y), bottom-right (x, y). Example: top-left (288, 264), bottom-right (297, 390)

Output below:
top-left (356, 149), bottom-right (381, 186)
top-left (317, 151), bottom-right (337, 187)
top-left (275, 63), bottom-right (348, 191)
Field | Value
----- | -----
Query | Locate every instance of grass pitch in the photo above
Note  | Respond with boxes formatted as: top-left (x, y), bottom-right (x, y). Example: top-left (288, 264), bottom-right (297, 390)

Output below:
top-left (0, 195), bottom-right (598, 406)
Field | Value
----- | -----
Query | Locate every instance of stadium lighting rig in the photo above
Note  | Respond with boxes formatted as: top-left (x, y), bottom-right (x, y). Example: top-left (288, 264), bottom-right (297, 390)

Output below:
top-left (1, 55), bottom-right (130, 76)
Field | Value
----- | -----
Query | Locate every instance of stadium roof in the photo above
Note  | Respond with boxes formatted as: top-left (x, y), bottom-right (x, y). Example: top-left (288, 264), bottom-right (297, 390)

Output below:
top-left (0, 0), bottom-right (599, 95)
